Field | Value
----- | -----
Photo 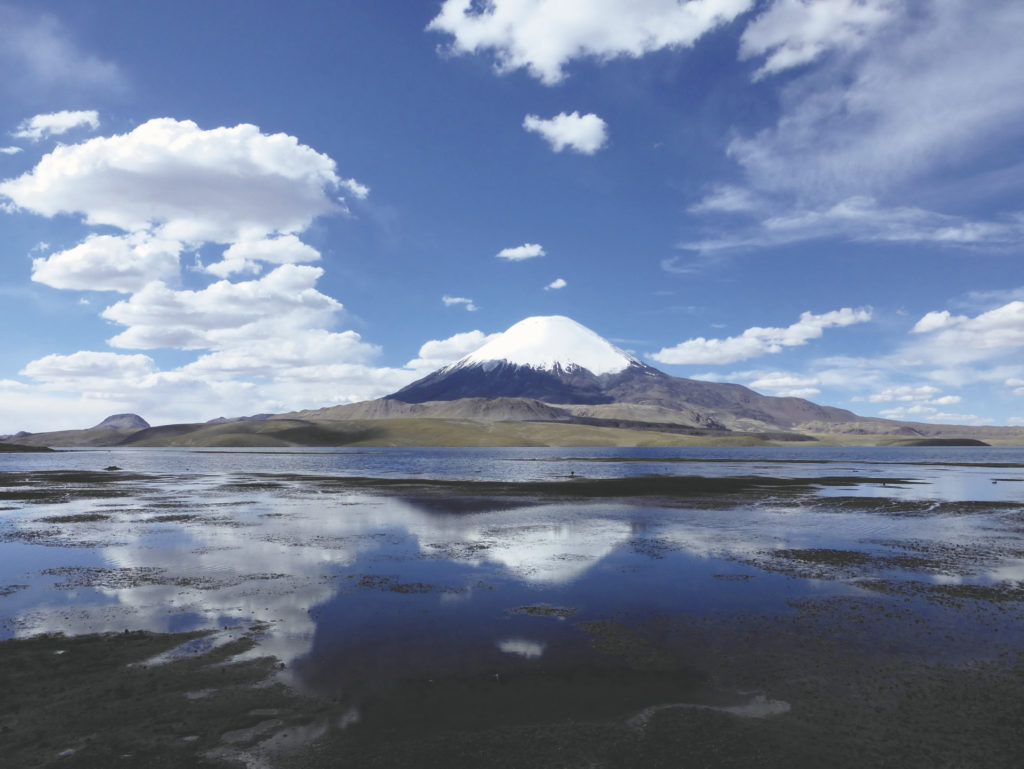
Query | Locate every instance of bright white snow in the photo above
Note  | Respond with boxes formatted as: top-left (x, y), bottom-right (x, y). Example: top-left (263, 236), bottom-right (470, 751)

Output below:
top-left (455, 315), bottom-right (637, 375)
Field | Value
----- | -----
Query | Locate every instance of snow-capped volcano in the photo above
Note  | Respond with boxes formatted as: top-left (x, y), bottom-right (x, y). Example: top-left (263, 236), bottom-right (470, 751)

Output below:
top-left (391, 315), bottom-right (657, 405)
top-left (456, 315), bottom-right (638, 375)
top-left (389, 314), bottom-right (860, 430)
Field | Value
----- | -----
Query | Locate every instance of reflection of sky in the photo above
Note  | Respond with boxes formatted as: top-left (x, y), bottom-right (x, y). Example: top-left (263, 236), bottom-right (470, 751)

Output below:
top-left (2, 452), bottom-right (1024, 690)
top-left (0, 483), bottom-right (638, 669)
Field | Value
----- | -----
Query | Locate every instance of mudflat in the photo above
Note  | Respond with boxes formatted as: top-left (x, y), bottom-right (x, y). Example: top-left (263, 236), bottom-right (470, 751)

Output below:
top-left (2, 448), bottom-right (1023, 767)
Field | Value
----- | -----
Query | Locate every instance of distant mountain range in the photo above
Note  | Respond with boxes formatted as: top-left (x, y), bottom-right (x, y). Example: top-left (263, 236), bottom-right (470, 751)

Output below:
top-left (3, 316), bottom-right (1022, 448)
top-left (390, 315), bottom-right (859, 432)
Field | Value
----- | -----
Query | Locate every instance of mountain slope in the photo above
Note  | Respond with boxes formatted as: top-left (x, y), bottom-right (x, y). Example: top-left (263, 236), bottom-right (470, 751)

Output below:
top-left (391, 315), bottom-right (858, 431)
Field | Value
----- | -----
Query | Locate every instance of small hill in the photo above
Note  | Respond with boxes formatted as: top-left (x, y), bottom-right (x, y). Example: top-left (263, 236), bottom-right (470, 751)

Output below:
top-left (94, 414), bottom-right (150, 430)
top-left (1, 413), bottom-right (151, 448)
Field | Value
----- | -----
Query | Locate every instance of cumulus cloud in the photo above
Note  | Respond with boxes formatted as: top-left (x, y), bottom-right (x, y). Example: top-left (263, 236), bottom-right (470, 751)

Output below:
top-left (651, 307), bottom-right (872, 365)
top-left (912, 310), bottom-right (965, 334)
top-left (905, 301), bottom-right (1024, 365)
top-left (12, 332), bottom-right (429, 428)
top-left (102, 265), bottom-right (342, 350)
top-left (204, 235), bottom-right (321, 278)
top-left (21, 350), bottom-right (157, 388)
top-left (0, 116), bottom-right (399, 426)
top-left (0, 146), bottom-right (21, 155)
top-left (405, 330), bottom-right (500, 372)
top-left (497, 242), bottom-right (545, 260)
top-left (13, 109), bottom-right (99, 141)
top-left (428, 0), bottom-right (754, 85)
top-left (523, 112), bottom-right (607, 155)
top-left (179, 330), bottom-right (380, 379)
top-left (0, 118), bottom-right (353, 244)
top-left (544, 278), bottom-right (567, 290)
top-left (740, 0), bottom-right (894, 79)
top-left (747, 371), bottom-right (821, 398)
top-left (31, 233), bottom-right (181, 293)
top-left (442, 295), bottom-right (478, 311)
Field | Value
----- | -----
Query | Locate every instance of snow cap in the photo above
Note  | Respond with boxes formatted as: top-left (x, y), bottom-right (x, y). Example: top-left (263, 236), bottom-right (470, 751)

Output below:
top-left (456, 316), bottom-right (637, 376)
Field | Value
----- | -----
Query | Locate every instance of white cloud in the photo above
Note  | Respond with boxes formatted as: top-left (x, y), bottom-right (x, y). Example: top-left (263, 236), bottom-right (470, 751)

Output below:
top-left (13, 109), bottom-right (99, 141)
top-left (0, 146), bottom-right (21, 155)
top-left (12, 343), bottom-right (420, 430)
top-left (912, 310), bottom-right (965, 334)
top-left (747, 371), bottom-right (821, 397)
top-left (688, 185), bottom-right (761, 214)
top-left (867, 385), bottom-right (941, 403)
top-left (340, 177), bottom-right (370, 200)
top-left (31, 233), bottom-right (181, 293)
top-left (905, 301), bottom-right (1024, 365)
top-left (428, 0), bottom-right (754, 85)
top-left (22, 350), bottom-right (156, 387)
top-left (740, 0), bottom-right (894, 79)
top-left (523, 111), bottom-right (608, 155)
top-left (405, 330), bottom-right (499, 372)
top-left (205, 235), bottom-right (321, 278)
top-left (683, 196), bottom-right (1024, 254)
top-left (545, 278), bottom-right (567, 290)
top-left (102, 265), bottom-right (342, 350)
top-left (928, 412), bottom-right (995, 426)
top-left (180, 330), bottom-right (379, 377)
top-left (651, 307), bottom-right (871, 365)
top-left (0, 6), bottom-right (122, 93)
top-left (878, 404), bottom-right (937, 420)
top-left (497, 242), bottom-right (545, 260)
top-left (442, 295), bottom-right (478, 312)
top-left (0, 116), bottom-right (401, 427)
top-left (689, 0), bottom-right (1024, 251)
top-left (728, 1), bottom-right (1024, 201)
top-left (0, 118), bottom-right (351, 244)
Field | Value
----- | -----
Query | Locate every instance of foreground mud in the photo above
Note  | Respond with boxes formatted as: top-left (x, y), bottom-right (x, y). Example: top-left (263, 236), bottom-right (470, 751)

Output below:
top-left (3, 595), bottom-right (1022, 768)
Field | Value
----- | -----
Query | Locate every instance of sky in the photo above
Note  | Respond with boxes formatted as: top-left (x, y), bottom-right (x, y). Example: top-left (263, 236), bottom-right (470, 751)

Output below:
top-left (1, 0), bottom-right (1023, 432)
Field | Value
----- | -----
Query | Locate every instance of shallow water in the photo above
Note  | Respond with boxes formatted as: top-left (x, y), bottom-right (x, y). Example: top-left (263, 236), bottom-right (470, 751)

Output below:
top-left (2, 446), bottom-right (1024, 724)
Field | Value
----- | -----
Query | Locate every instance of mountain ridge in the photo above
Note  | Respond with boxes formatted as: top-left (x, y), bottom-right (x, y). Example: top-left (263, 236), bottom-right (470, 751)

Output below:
top-left (4, 316), bottom-right (1024, 447)
top-left (391, 315), bottom-right (859, 431)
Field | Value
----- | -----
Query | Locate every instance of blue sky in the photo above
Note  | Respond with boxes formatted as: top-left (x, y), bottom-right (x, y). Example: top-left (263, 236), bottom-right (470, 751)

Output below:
top-left (1, 0), bottom-right (1023, 431)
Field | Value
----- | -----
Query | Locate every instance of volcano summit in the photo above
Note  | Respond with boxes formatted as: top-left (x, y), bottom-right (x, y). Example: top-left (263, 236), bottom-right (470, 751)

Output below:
top-left (390, 315), bottom-right (856, 432)
top-left (391, 316), bottom-right (657, 405)
top-left (6, 316), bottom-right (1021, 448)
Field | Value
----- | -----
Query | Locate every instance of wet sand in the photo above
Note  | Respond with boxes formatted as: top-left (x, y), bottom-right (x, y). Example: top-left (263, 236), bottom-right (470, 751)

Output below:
top-left (2, 462), bottom-right (1024, 767)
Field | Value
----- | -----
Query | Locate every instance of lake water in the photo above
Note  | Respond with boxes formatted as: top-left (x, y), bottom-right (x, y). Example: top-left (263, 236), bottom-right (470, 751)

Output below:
top-left (3, 445), bottom-right (1024, 745)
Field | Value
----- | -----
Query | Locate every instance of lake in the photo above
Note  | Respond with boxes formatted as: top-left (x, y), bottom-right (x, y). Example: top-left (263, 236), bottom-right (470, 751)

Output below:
top-left (2, 446), bottom-right (1023, 767)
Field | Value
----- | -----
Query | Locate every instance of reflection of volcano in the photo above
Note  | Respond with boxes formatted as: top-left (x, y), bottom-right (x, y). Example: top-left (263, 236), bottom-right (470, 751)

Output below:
top-left (447, 518), bottom-right (631, 584)
top-left (398, 497), bottom-right (632, 584)
top-left (10, 485), bottom-right (631, 671)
